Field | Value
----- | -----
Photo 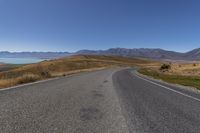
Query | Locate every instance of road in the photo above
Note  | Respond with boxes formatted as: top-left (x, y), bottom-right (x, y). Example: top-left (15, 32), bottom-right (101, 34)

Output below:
top-left (113, 69), bottom-right (200, 133)
top-left (0, 68), bottom-right (200, 133)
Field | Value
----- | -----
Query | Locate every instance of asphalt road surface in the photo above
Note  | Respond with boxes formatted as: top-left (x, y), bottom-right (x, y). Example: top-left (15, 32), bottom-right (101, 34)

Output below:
top-left (0, 68), bottom-right (200, 133)
top-left (113, 69), bottom-right (200, 133)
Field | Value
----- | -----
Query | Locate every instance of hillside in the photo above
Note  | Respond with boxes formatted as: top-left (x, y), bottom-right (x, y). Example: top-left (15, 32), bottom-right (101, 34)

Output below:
top-left (0, 55), bottom-right (159, 88)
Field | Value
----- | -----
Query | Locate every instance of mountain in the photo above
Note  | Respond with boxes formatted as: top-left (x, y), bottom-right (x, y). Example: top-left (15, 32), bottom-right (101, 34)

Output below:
top-left (0, 48), bottom-right (200, 60)
top-left (0, 51), bottom-right (71, 59)
top-left (183, 48), bottom-right (200, 60)
top-left (75, 48), bottom-right (200, 60)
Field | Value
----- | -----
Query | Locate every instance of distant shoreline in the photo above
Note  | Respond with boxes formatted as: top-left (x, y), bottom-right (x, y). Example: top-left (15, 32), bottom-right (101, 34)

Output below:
top-left (0, 57), bottom-right (45, 64)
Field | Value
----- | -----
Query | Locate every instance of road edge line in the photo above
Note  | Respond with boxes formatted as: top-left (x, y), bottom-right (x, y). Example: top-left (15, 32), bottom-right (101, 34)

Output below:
top-left (134, 73), bottom-right (200, 102)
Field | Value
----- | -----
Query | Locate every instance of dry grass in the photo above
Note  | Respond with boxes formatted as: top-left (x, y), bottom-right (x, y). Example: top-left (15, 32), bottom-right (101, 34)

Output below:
top-left (0, 55), bottom-right (157, 88)
top-left (138, 60), bottom-right (200, 90)
top-left (139, 68), bottom-right (200, 90)
top-left (144, 61), bottom-right (200, 76)
top-left (169, 62), bottom-right (200, 76)
top-left (0, 74), bottom-right (40, 88)
top-left (137, 58), bottom-right (200, 75)
top-left (16, 74), bottom-right (40, 84)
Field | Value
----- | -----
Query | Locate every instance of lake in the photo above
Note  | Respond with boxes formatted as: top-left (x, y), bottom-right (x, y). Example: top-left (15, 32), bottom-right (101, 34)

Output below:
top-left (0, 58), bottom-right (45, 64)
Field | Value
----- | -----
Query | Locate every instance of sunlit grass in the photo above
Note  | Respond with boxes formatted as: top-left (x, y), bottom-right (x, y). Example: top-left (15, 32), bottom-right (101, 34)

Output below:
top-left (0, 55), bottom-right (157, 88)
top-left (139, 68), bottom-right (200, 90)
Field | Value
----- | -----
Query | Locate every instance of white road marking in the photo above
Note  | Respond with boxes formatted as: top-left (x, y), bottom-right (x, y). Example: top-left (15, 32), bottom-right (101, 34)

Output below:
top-left (134, 74), bottom-right (200, 102)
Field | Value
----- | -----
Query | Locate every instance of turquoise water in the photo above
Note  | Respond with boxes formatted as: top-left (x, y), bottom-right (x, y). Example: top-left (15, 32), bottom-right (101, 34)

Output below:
top-left (0, 58), bottom-right (45, 64)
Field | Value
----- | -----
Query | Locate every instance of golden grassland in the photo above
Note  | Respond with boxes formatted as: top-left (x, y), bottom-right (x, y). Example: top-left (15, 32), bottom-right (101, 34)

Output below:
top-left (168, 62), bottom-right (200, 76)
top-left (139, 68), bottom-right (200, 90)
top-left (0, 55), bottom-right (158, 88)
top-left (2, 54), bottom-right (200, 90)
top-left (139, 61), bottom-right (200, 90)
top-left (140, 61), bottom-right (200, 76)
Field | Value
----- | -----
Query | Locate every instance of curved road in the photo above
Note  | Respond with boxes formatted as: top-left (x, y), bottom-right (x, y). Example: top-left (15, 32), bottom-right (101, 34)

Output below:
top-left (113, 69), bottom-right (200, 133)
top-left (0, 68), bottom-right (200, 133)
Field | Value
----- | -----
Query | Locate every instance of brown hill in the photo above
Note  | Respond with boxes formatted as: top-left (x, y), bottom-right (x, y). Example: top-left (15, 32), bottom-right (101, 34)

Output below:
top-left (0, 55), bottom-right (159, 88)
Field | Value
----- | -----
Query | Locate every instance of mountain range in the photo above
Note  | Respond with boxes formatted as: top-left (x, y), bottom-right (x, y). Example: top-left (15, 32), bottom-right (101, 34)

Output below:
top-left (0, 48), bottom-right (200, 60)
top-left (0, 51), bottom-right (70, 59)
top-left (76, 48), bottom-right (200, 60)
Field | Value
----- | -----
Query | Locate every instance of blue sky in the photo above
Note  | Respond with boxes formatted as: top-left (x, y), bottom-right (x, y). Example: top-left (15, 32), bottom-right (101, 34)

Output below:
top-left (0, 0), bottom-right (200, 52)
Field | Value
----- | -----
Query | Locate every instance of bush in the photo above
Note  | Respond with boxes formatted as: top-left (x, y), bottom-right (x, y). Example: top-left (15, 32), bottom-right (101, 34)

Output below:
top-left (40, 70), bottom-right (51, 78)
top-left (160, 64), bottom-right (171, 71)
top-left (16, 74), bottom-right (40, 84)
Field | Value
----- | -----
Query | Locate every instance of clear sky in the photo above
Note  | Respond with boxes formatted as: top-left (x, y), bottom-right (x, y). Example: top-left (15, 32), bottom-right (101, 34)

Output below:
top-left (0, 0), bottom-right (200, 52)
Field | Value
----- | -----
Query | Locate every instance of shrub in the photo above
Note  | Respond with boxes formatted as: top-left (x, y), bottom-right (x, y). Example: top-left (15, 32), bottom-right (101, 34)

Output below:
top-left (16, 74), bottom-right (40, 84)
top-left (160, 64), bottom-right (171, 71)
top-left (40, 70), bottom-right (51, 78)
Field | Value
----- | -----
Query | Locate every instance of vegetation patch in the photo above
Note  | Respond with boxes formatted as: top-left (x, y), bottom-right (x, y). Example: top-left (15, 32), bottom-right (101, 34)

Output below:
top-left (16, 74), bottom-right (40, 84)
top-left (160, 64), bottom-right (171, 71)
top-left (139, 68), bottom-right (200, 90)
top-left (0, 55), bottom-right (158, 88)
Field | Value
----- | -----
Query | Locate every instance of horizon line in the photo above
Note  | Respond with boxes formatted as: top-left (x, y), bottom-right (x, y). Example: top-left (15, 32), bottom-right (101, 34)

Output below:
top-left (0, 47), bottom-right (199, 53)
